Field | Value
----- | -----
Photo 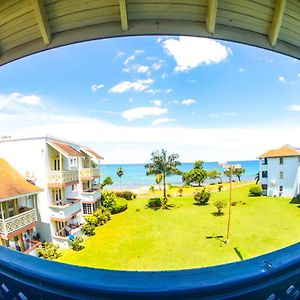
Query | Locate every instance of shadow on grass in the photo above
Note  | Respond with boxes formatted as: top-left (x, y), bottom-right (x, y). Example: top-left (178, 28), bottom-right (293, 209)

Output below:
top-left (193, 203), bottom-right (209, 206)
top-left (290, 197), bottom-right (300, 205)
top-left (206, 235), bottom-right (226, 244)
top-left (145, 203), bottom-right (176, 211)
top-left (211, 212), bottom-right (224, 216)
top-left (234, 247), bottom-right (244, 261)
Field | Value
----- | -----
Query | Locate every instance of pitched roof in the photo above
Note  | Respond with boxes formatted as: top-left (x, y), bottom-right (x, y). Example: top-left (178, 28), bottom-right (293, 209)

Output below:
top-left (81, 148), bottom-right (104, 161)
top-left (258, 145), bottom-right (300, 158)
top-left (0, 159), bottom-right (42, 200)
top-left (48, 141), bottom-right (83, 157)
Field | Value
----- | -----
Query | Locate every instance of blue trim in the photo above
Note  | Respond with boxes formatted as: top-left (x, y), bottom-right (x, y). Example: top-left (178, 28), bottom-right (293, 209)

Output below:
top-left (1, 244), bottom-right (300, 299)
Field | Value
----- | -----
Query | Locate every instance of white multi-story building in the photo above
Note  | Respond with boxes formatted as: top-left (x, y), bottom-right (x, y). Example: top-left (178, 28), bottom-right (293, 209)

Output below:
top-left (258, 145), bottom-right (300, 197)
top-left (0, 136), bottom-right (103, 248)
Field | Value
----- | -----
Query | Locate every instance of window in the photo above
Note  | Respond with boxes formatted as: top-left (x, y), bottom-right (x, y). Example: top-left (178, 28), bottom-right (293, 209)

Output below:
top-left (261, 184), bottom-right (268, 190)
top-left (82, 203), bottom-right (92, 215)
top-left (279, 157), bottom-right (284, 165)
top-left (261, 158), bottom-right (268, 165)
top-left (279, 171), bottom-right (284, 179)
top-left (279, 186), bottom-right (283, 192)
top-left (262, 171), bottom-right (268, 178)
top-left (71, 184), bottom-right (77, 192)
top-left (52, 189), bottom-right (63, 205)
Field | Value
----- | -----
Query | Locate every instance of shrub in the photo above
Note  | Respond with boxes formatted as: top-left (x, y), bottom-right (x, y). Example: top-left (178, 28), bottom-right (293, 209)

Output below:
top-left (101, 191), bottom-right (116, 210)
top-left (115, 191), bottom-right (137, 200)
top-left (111, 198), bottom-right (128, 214)
top-left (93, 209), bottom-right (108, 225)
top-left (149, 185), bottom-right (155, 192)
top-left (70, 237), bottom-right (84, 251)
top-left (148, 197), bottom-right (162, 209)
top-left (249, 185), bottom-right (262, 196)
top-left (218, 185), bottom-right (223, 192)
top-left (213, 201), bottom-right (227, 215)
top-left (84, 215), bottom-right (98, 226)
top-left (38, 242), bottom-right (61, 260)
top-left (82, 224), bottom-right (96, 236)
top-left (194, 188), bottom-right (211, 205)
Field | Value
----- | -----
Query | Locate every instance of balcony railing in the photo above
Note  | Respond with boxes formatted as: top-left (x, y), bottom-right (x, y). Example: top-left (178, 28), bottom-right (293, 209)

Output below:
top-left (49, 199), bottom-right (81, 220)
top-left (80, 168), bottom-right (100, 179)
top-left (81, 189), bottom-right (101, 202)
top-left (0, 209), bottom-right (37, 235)
top-left (48, 170), bottom-right (78, 184)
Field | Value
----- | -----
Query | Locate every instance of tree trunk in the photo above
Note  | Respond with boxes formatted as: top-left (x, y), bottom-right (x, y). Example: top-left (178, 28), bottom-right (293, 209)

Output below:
top-left (163, 172), bottom-right (167, 208)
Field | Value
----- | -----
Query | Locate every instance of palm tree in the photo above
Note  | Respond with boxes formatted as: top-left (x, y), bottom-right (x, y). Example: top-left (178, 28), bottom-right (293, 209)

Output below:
top-left (116, 167), bottom-right (124, 190)
top-left (155, 173), bottom-right (163, 190)
top-left (255, 172), bottom-right (260, 184)
top-left (145, 149), bottom-right (181, 208)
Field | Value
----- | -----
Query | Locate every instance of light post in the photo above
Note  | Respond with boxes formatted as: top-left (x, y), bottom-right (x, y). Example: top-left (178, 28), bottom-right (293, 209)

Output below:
top-left (220, 163), bottom-right (241, 243)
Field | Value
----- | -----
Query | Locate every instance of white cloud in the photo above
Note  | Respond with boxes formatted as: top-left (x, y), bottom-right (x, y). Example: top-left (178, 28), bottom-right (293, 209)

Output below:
top-left (115, 51), bottom-right (125, 58)
top-left (165, 89), bottom-right (172, 94)
top-left (181, 99), bottom-right (196, 105)
top-left (238, 68), bottom-right (245, 73)
top-left (152, 117), bottom-right (176, 125)
top-left (209, 112), bottom-right (237, 118)
top-left (297, 73), bottom-right (300, 78)
top-left (146, 89), bottom-right (161, 95)
top-left (150, 100), bottom-right (162, 106)
top-left (278, 76), bottom-right (286, 83)
top-left (157, 37), bottom-right (162, 43)
top-left (124, 55), bottom-right (135, 65)
top-left (91, 83), bottom-right (104, 92)
top-left (121, 106), bottom-right (168, 121)
top-left (287, 105), bottom-right (300, 112)
top-left (162, 73), bottom-right (167, 79)
top-left (137, 65), bottom-right (150, 73)
top-left (163, 36), bottom-right (232, 72)
top-left (0, 92), bottom-right (41, 109)
top-left (109, 79), bottom-right (154, 93)
top-left (135, 50), bottom-right (144, 54)
top-left (129, 98), bottom-right (134, 103)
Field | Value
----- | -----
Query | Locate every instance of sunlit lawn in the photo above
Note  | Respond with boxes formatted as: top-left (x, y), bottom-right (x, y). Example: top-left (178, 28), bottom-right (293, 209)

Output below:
top-left (57, 184), bottom-right (300, 270)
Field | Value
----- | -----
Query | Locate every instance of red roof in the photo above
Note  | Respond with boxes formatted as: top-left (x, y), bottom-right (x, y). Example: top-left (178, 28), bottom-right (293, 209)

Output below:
top-left (0, 159), bottom-right (42, 199)
top-left (81, 148), bottom-right (104, 160)
top-left (48, 141), bottom-right (83, 157)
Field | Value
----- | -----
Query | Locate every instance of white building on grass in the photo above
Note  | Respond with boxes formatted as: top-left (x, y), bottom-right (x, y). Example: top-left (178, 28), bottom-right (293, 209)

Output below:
top-left (0, 136), bottom-right (103, 248)
top-left (258, 145), bottom-right (300, 198)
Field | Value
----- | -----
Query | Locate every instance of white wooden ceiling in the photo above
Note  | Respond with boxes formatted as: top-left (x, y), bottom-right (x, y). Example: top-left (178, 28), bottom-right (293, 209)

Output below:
top-left (0, 0), bottom-right (299, 65)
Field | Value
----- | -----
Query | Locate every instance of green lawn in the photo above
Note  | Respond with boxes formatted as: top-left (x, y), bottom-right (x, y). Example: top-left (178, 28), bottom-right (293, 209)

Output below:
top-left (57, 184), bottom-right (300, 270)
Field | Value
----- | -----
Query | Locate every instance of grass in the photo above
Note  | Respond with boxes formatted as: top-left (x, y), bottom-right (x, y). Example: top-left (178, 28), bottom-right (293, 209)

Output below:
top-left (57, 184), bottom-right (300, 270)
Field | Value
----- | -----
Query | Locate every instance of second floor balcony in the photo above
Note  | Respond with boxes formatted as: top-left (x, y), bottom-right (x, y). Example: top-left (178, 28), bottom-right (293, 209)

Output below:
top-left (0, 208), bottom-right (37, 237)
top-left (81, 189), bottom-right (101, 203)
top-left (48, 170), bottom-right (79, 187)
top-left (49, 199), bottom-right (81, 221)
top-left (80, 168), bottom-right (100, 180)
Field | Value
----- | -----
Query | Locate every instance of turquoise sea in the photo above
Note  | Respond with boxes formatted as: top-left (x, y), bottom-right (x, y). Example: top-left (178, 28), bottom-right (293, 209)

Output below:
top-left (100, 160), bottom-right (259, 190)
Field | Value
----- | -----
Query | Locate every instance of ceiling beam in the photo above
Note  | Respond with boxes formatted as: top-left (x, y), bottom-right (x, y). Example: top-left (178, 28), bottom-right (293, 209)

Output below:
top-left (32, 0), bottom-right (51, 45)
top-left (206, 0), bottom-right (218, 34)
top-left (269, 0), bottom-right (286, 47)
top-left (119, 0), bottom-right (128, 31)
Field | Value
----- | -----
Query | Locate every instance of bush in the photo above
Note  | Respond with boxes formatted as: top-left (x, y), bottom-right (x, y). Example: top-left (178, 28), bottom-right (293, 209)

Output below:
top-left (101, 191), bottom-right (116, 210)
top-left (148, 197), bottom-right (162, 209)
top-left (194, 188), bottom-right (211, 205)
top-left (249, 185), bottom-right (262, 196)
top-left (111, 198), bottom-right (128, 214)
top-left (38, 242), bottom-right (61, 260)
top-left (115, 191), bottom-right (137, 200)
top-left (218, 185), bottom-right (223, 192)
top-left (70, 237), bottom-right (84, 251)
top-left (213, 201), bottom-right (227, 215)
top-left (84, 215), bottom-right (98, 226)
top-left (82, 224), bottom-right (96, 236)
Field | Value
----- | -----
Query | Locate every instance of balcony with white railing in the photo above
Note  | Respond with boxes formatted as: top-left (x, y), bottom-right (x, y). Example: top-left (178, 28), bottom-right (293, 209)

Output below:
top-left (48, 170), bottom-right (79, 186)
top-left (81, 188), bottom-right (101, 203)
top-left (0, 208), bottom-right (37, 236)
top-left (49, 199), bottom-right (81, 221)
top-left (80, 168), bottom-right (100, 179)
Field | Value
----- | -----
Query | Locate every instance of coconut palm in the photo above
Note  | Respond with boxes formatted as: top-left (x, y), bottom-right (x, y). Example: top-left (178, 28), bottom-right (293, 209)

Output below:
top-left (116, 167), bottom-right (124, 189)
top-left (155, 173), bottom-right (163, 190)
top-left (255, 172), bottom-right (260, 184)
top-left (145, 149), bottom-right (181, 208)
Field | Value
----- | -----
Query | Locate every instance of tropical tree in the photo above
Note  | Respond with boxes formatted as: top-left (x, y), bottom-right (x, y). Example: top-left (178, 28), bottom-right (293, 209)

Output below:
top-left (233, 167), bottom-right (245, 182)
top-left (207, 168), bottom-right (222, 183)
top-left (100, 176), bottom-right (113, 189)
top-left (155, 173), bottom-right (163, 190)
top-left (116, 167), bottom-right (124, 189)
top-left (145, 149), bottom-right (181, 208)
top-left (182, 160), bottom-right (207, 187)
top-left (223, 169), bottom-right (232, 181)
top-left (255, 172), bottom-right (260, 184)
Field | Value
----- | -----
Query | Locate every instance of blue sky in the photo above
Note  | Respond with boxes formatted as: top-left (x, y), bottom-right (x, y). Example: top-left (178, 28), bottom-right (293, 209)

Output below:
top-left (0, 36), bottom-right (300, 163)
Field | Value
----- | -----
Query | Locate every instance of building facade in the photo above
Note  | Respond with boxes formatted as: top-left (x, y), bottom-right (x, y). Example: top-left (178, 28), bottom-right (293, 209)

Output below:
top-left (0, 136), bottom-right (103, 248)
top-left (0, 159), bottom-right (42, 255)
top-left (258, 145), bottom-right (300, 198)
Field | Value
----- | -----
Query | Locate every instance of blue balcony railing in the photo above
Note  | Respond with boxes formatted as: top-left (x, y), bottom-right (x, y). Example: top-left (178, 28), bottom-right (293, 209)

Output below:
top-left (1, 243), bottom-right (300, 299)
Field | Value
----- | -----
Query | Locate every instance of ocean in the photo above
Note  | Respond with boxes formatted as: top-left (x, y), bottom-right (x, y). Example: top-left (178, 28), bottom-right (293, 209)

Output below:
top-left (100, 160), bottom-right (259, 190)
